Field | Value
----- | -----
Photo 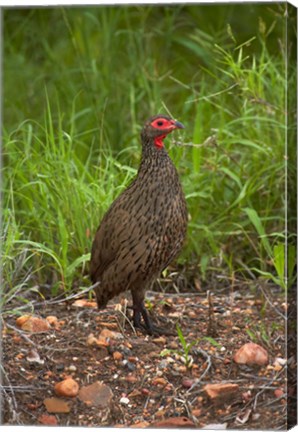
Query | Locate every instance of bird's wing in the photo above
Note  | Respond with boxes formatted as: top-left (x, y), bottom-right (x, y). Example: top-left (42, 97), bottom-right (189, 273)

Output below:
top-left (90, 205), bottom-right (132, 282)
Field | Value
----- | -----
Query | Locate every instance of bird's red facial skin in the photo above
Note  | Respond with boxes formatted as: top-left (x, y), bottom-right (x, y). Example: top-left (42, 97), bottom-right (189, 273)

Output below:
top-left (150, 118), bottom-right (176, 131)
top-left (154, 135), bottom-right (166, 149)
top-left (151, 118), bottom-right (177, 149)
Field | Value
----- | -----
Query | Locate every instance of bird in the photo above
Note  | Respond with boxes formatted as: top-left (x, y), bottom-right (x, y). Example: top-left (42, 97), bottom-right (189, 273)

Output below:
top-left (90, 114), bottom-right (188, 335)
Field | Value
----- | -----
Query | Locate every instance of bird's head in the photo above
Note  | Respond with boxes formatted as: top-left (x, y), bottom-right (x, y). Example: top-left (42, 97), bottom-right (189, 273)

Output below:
top-left (141, 114), bottom-right (185, 149)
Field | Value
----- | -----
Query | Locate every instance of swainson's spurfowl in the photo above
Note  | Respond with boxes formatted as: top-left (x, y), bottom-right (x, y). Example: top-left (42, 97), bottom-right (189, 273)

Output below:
top-left (90, 114), bottom-right (188, 334)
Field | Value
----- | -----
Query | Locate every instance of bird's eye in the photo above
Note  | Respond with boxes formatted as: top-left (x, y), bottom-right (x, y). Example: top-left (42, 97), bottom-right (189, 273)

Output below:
top-left (157, 121), bottom-right (164, 126)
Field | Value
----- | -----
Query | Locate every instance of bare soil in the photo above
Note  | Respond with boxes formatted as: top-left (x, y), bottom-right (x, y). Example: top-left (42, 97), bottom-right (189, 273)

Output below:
top-left (2, 279), bottom-right (288, 429)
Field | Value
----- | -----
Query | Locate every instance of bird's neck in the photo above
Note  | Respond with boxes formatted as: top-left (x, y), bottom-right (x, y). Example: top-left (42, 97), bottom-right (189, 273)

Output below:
top-left (140, 134), bottom-right (168, 161)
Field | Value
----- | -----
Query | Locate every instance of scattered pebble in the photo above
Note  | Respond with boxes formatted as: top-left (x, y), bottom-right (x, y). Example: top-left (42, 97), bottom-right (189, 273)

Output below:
top-left (26, 349), bottom-right (44, 365)
top-left (152, 377), bottom-right (168, 386)
top-left (126, 361), bottom-right (136, 372)
top-left (38, 414), bottom-right (58, 425)
top-left (120, 397), bottom-right (130, 405)
top-left (46, 316), bottom-right (61, 329)
top-left (274, 388), bottom-right (285, 398)
top-left (78, 381), bottom-right (113, 408)
top-left (44, 397), bottom-right (70, 413)
top-left (204, 383), bottom-right (239, 403)
top-left (113, 351), bottom-right (123, 361)
top-left (100, 328), bottom-right (124, 340)
top-left (72, 299), bottom-right (97, 308)
top-left (182, 378), bottom-right (194, 388)
top-left (234, 343), bottom-right (269, 366)
top-left (151, 416), bottom-right (195, 428)
top-left (56, 363), bottom-right (64, 372)
top-left (68, 365), bottom-right (77, 372)
top-left (157, 360), bottom-right (168, 370)
top-left (54, 378), bottom-right (79, 398)
top-left (16, 315), bottom-right (50, 333)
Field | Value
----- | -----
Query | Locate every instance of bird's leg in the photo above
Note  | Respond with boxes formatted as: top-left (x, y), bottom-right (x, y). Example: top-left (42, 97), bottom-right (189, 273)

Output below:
top-left (132, 290), bottom-right (154, 335)
top-left (131, 291), bottom-right (175, 336)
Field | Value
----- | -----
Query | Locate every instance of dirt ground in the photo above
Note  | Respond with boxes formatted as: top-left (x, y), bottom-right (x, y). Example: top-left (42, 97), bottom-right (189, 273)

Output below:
top-left (1, 278), bottom-right (290, 429)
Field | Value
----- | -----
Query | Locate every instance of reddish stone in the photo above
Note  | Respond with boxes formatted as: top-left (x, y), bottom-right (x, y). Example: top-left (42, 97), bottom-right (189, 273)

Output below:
top-left (234, 343), bottom-right (268, 366)
top-left (38, 414), bottom-right (58, 425)
top-left (151, 417), bottom-right (195, 428)
top-left (44, 398), bottom-right (70, 413)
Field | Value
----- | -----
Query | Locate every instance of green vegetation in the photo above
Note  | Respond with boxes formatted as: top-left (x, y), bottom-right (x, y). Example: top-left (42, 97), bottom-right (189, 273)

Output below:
top-left (2, 4), bottom-right (296, 307)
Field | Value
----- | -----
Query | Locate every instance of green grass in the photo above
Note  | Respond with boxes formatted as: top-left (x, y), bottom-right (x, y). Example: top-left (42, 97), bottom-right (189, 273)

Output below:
top-left (2, 5), bottom-right (296, 307)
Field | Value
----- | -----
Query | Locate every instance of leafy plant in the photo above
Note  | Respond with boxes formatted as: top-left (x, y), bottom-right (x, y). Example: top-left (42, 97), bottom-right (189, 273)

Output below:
top-left (176, 323), bottom-right (198, 368)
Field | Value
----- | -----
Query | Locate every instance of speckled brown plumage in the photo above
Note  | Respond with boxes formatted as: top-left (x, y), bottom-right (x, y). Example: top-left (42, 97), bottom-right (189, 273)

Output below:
top-left (90, 114), bottom-right (188, 334)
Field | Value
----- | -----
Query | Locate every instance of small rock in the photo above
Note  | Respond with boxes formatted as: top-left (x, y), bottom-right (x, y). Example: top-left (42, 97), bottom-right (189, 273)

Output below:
top-left (99, 328), bottom-right (124, 340)
top-left (233, 343), bottom-right (269, 366)
top-left (120, 396), bottom-right (130, 405)
top-left (202, 423), bottom-right (227, 429)
top-left (168, 341), bottom-right (179, 349)
top-left (158, 360), bottom-right (168, 370)
top-left (128, 389), bottom-right (142, 398)
top-left (192, 409), bottom-right (201, 417)
top-left (44, 397), bottom-right (70, 413)
top-left (152, 377), bottom-right (168, 386)
top-left (38, 414), bottom-right (58, 425)
top-left (26, 349), bottom-right (44, 365)
top-left (73, 299), bottom-right (97, 308)
top-left (182, 378), bottom-right (195, 388)
top-left (242, 390), bottom-right (252, 402)
top-left (130, 421), bottom-right (150, 428)
top-left (87, 333), bottom-right (104, 346)
top-left (126, 361), bottom-right (136, 372)
top-left (16, 315), bottom-right (50, 333)
top-left (113, 351), bottom-right (123, 361)
top-left (274, 357), bottom-right (287, 366)
top-left (78, 381), bottom-right (113, 408)
top-left (54, 378), bottom-right (79, 398)
top-left (126, 374), bottom-right (138, 383)
top-left (56, 363), bottom-right (64, 372)
top-left (16, 315), bottom-right (31, 327)
top-left (152, 336), bottom-right (166, 344)
top-left (274, 388), bottom-right (285, 398)
top-left (151, 416), bottom-right (195, 428)
top-left (68, 365), bottom-right (77, 372)
top-left (46, 316), bottom-right (61, 329)
top-left (204, 383), bottom-right (239, 403)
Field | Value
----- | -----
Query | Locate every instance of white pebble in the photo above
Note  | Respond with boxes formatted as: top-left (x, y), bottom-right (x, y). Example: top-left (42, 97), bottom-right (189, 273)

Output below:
top-left (120, 397), bottom-right (130, 405)
top-left (68, 365), bottom-right (77, 372)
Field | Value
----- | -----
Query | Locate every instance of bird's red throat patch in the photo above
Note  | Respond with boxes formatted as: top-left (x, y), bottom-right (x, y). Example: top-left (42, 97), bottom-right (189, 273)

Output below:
top-left (154, 135), bottom-right (166, 149)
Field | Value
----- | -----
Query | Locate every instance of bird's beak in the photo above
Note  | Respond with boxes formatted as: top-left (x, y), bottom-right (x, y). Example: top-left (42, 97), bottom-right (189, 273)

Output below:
top-left (173, 120), bottom-right (185, 129)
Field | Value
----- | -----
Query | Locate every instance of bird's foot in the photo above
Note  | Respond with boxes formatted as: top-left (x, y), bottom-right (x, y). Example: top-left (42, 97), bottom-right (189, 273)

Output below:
top-left (132, 303), bottom-right (175, 336)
